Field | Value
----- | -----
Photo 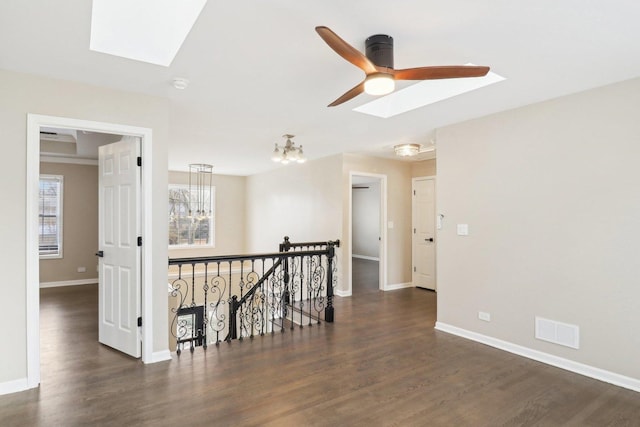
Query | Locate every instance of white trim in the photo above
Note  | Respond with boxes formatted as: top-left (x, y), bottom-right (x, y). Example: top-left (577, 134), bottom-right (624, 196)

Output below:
top-left (0, 378), bottom-right (29, 396)
top-left (385, 282), bottom-right (414, 291)
top-left (336, 289), bottom-right (352, 297)
top-left (150, 350), bottom-right (172, 363)
top-left (40, 279), bottom-right (98, 288)
top-left (27, 114), bottom-right (161, 392)
top-left (352, 254), bottom-right (380, 261)
top-left (348, 171), bottom-right (388, 294)
top-left (434, 322), bottom-right (640, 393)
top-left (40, 156), bottom-right (99, 166)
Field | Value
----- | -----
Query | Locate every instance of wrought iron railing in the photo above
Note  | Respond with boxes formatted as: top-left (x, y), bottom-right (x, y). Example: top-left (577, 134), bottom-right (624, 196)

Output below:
top-left (168, 236), bottom-right (340, 354)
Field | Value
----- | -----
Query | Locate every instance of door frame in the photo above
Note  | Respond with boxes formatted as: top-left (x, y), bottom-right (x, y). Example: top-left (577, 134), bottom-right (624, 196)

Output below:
top-left (412, 176), bottom-right (436, 290)
top-left (348, 171), bottom-right (388, 294)
top-left (26, 114), bottom-right (155, 389)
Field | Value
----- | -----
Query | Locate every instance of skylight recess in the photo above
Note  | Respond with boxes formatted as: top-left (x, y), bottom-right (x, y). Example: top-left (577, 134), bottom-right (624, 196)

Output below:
top-left (90, 0), bottom-right (207, 67)
top-left (354, 68), bottom-right (506, 118)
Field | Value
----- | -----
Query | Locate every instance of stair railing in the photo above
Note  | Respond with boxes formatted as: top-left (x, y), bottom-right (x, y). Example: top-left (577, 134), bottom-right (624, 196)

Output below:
top-left (168, 236), bottom-right (339, 354)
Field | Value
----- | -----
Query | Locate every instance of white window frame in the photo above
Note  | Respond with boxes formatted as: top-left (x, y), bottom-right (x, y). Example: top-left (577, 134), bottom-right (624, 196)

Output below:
top-left (39, 174), bottom-right (64, 259)
top-left (168, 184), bottom-right (215, 248)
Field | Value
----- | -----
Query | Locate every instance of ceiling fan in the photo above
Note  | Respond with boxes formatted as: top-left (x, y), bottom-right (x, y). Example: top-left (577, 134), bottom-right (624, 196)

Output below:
top-left (315, 26), bottom-right (490, 107)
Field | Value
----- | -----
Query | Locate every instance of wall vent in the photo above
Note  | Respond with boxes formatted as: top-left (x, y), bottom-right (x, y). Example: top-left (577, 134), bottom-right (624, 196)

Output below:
top-left (535, 316), bottom-right (580, 349)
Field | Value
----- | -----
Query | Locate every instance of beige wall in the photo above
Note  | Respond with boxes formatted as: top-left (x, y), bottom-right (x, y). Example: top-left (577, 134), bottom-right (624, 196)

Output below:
top-left (39, 162), bottom-right (98, 284)
top-left (0, 69), bottom-right (170, 386)
top-left (168, 171), bottom-right (246, 258)
top-left (411, 159), bottom-right (437, 177)
top-left (343, 154), bottom-right (413, 288)
top-left (436, 77), bottom-right (640, 380)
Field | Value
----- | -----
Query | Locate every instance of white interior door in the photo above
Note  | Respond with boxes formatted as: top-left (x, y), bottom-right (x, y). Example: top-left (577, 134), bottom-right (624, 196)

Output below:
top-left (98, 136), bottom-right (141, 357)
top-left (412, 178), bottom-right (436, 290)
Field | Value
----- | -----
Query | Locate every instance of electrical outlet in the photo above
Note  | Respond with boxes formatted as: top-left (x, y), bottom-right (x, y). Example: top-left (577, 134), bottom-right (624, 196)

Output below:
top-left (478, 311), bottom-right (491, 322)
top-left (77, 266), bottom-right (86, 273)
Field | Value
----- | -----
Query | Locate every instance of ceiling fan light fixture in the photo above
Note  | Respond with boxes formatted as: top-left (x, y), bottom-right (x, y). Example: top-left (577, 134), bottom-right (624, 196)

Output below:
top-left (364, 73), bottom-right (395, 96)
top-left (394, 143), bottom-right (421, 157)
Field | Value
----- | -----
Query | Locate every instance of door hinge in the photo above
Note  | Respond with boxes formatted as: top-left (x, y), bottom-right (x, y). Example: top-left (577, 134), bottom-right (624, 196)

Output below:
top-left (413, 189), bottom-right (416, 196)
top-left (137, 236), bottom-right (142, 246)
top-left (413, 266), bottom-right (416, 272)
top-left (137, 317), bottom-right (142, 327)
top-left (137, 156), bottom-right (142, 167)
top-left (413, 228), bottom-right (416, 234)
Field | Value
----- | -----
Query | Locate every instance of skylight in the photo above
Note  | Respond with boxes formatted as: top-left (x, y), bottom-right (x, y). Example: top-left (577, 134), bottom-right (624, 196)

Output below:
top-left (354, 68), bottom-right (506, 118)
top-left (90, 0), bottom-right (207, 67)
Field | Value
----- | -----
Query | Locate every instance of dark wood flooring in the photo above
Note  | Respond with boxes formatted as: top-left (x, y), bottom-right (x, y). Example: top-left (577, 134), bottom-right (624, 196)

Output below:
top-left (1, 283), bottom-right (639, 426)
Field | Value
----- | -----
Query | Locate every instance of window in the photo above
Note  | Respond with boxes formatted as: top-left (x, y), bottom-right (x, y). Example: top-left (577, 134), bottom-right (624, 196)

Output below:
top-left (168, 185), bottom-right (215, 247)
top-left (39, 175), bottom-right (63, 258)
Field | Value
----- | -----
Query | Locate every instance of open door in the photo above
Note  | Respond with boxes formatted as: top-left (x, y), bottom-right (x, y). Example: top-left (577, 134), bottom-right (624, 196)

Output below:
top-left (97, 136), bottom-right (141, 357)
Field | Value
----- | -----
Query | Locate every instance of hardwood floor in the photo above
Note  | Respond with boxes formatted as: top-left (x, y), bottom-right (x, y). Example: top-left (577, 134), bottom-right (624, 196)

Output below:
top-left (1, 284), bottom-right (639, 426)
top-left (352, 257), bottom-right (379, 294)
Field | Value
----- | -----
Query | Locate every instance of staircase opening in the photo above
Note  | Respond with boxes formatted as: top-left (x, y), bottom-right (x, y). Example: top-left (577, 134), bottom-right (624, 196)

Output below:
top-left (168, 236), bottom-right (339, 353)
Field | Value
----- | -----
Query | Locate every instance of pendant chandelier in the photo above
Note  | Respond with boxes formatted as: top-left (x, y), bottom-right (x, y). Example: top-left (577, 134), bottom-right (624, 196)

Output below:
top-left (271, 134), bottom-right (306, 164)
top-left (188, 163), bottom-right (213, 219)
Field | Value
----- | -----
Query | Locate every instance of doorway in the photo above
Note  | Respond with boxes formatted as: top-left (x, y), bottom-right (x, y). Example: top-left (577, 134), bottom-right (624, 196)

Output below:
top-left (26, 114), bottom-right (156, 389)
top-left (349, 172), bottom-right (387, 294)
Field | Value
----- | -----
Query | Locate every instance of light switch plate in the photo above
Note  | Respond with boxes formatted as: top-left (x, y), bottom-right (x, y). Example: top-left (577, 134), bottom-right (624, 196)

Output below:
top-left (388, 221), bottom-right (394, 229)
top-left (457, 224), bottom-right (469, 235)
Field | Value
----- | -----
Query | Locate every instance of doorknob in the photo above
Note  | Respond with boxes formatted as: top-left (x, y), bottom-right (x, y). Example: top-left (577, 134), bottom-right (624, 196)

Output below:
top-left (95, 250), bottom-right (104, 257)
top-left (425, 238), bottom-right (434, 242)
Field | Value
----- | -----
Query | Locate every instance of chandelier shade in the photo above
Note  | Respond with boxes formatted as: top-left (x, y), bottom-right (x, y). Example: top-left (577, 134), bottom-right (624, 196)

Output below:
top-left (272, 134), bottom-right (306, 164)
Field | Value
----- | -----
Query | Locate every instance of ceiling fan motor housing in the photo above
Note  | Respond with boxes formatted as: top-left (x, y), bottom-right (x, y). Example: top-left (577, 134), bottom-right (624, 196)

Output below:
top-left (365, 34), bottom-right (394, 69)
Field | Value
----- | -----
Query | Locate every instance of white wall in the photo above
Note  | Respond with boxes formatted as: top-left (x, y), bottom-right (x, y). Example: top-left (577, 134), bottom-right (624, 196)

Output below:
top-left (436, 77), bottom-right (640, 382)
top-left (245, 154), bottom-right (343, 253)
top-left (0, 69), bottom-right (169, 389)
top-left (352, 181), bottom-right (380, 259)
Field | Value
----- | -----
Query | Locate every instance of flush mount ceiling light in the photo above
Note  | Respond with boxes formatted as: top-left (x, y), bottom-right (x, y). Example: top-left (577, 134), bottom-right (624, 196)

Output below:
top-left (90, 0), bottom-right (207, 67)
top-left (271, 134), bottom-right (306, 165)
top-left (394, 143), bottom-right (421, 157)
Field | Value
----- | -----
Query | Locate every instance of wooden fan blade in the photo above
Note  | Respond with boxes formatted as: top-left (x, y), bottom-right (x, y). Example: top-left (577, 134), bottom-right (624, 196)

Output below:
top-left (394, 65), bottom-right (490, 81)
top-left (328, 81), bottom-right (365, 107)
top-left (316, 26), bottom-right (378, 74)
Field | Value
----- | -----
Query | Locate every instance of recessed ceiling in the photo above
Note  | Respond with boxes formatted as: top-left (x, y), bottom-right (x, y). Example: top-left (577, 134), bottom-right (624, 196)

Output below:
top-left (90, 0), bottom-right (207, 66)
top-left (3, 1), bottom-right (640, 175)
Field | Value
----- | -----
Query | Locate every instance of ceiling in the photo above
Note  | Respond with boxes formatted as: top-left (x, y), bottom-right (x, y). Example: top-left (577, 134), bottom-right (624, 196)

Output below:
top-left (3, 1), bottom-right (640, 175)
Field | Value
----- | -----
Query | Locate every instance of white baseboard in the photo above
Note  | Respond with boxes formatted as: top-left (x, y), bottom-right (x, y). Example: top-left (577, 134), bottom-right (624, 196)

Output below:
top-left (352, 254), bottom-right (380, 261)
top-left (336, 289), bottom-right (351, 297)
top-left (40, 278), bottom-right (98, 288)
top-left (0, 377), bottom-right (30, 396)
top-left (147, 350), bottom-right (172, 364)
top-left (385, 282), bottom-right (413, 291)
top-left (435, 322), bottom-right (640, 393)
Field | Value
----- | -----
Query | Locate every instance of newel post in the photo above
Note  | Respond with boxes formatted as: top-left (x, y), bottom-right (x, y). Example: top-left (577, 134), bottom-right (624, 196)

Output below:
top-left (325, 241), bottom-right (336, 323)
top-left (229, 295), bottom-right (239, 340)
top-left (281, 236), bottom-right (291, 304)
